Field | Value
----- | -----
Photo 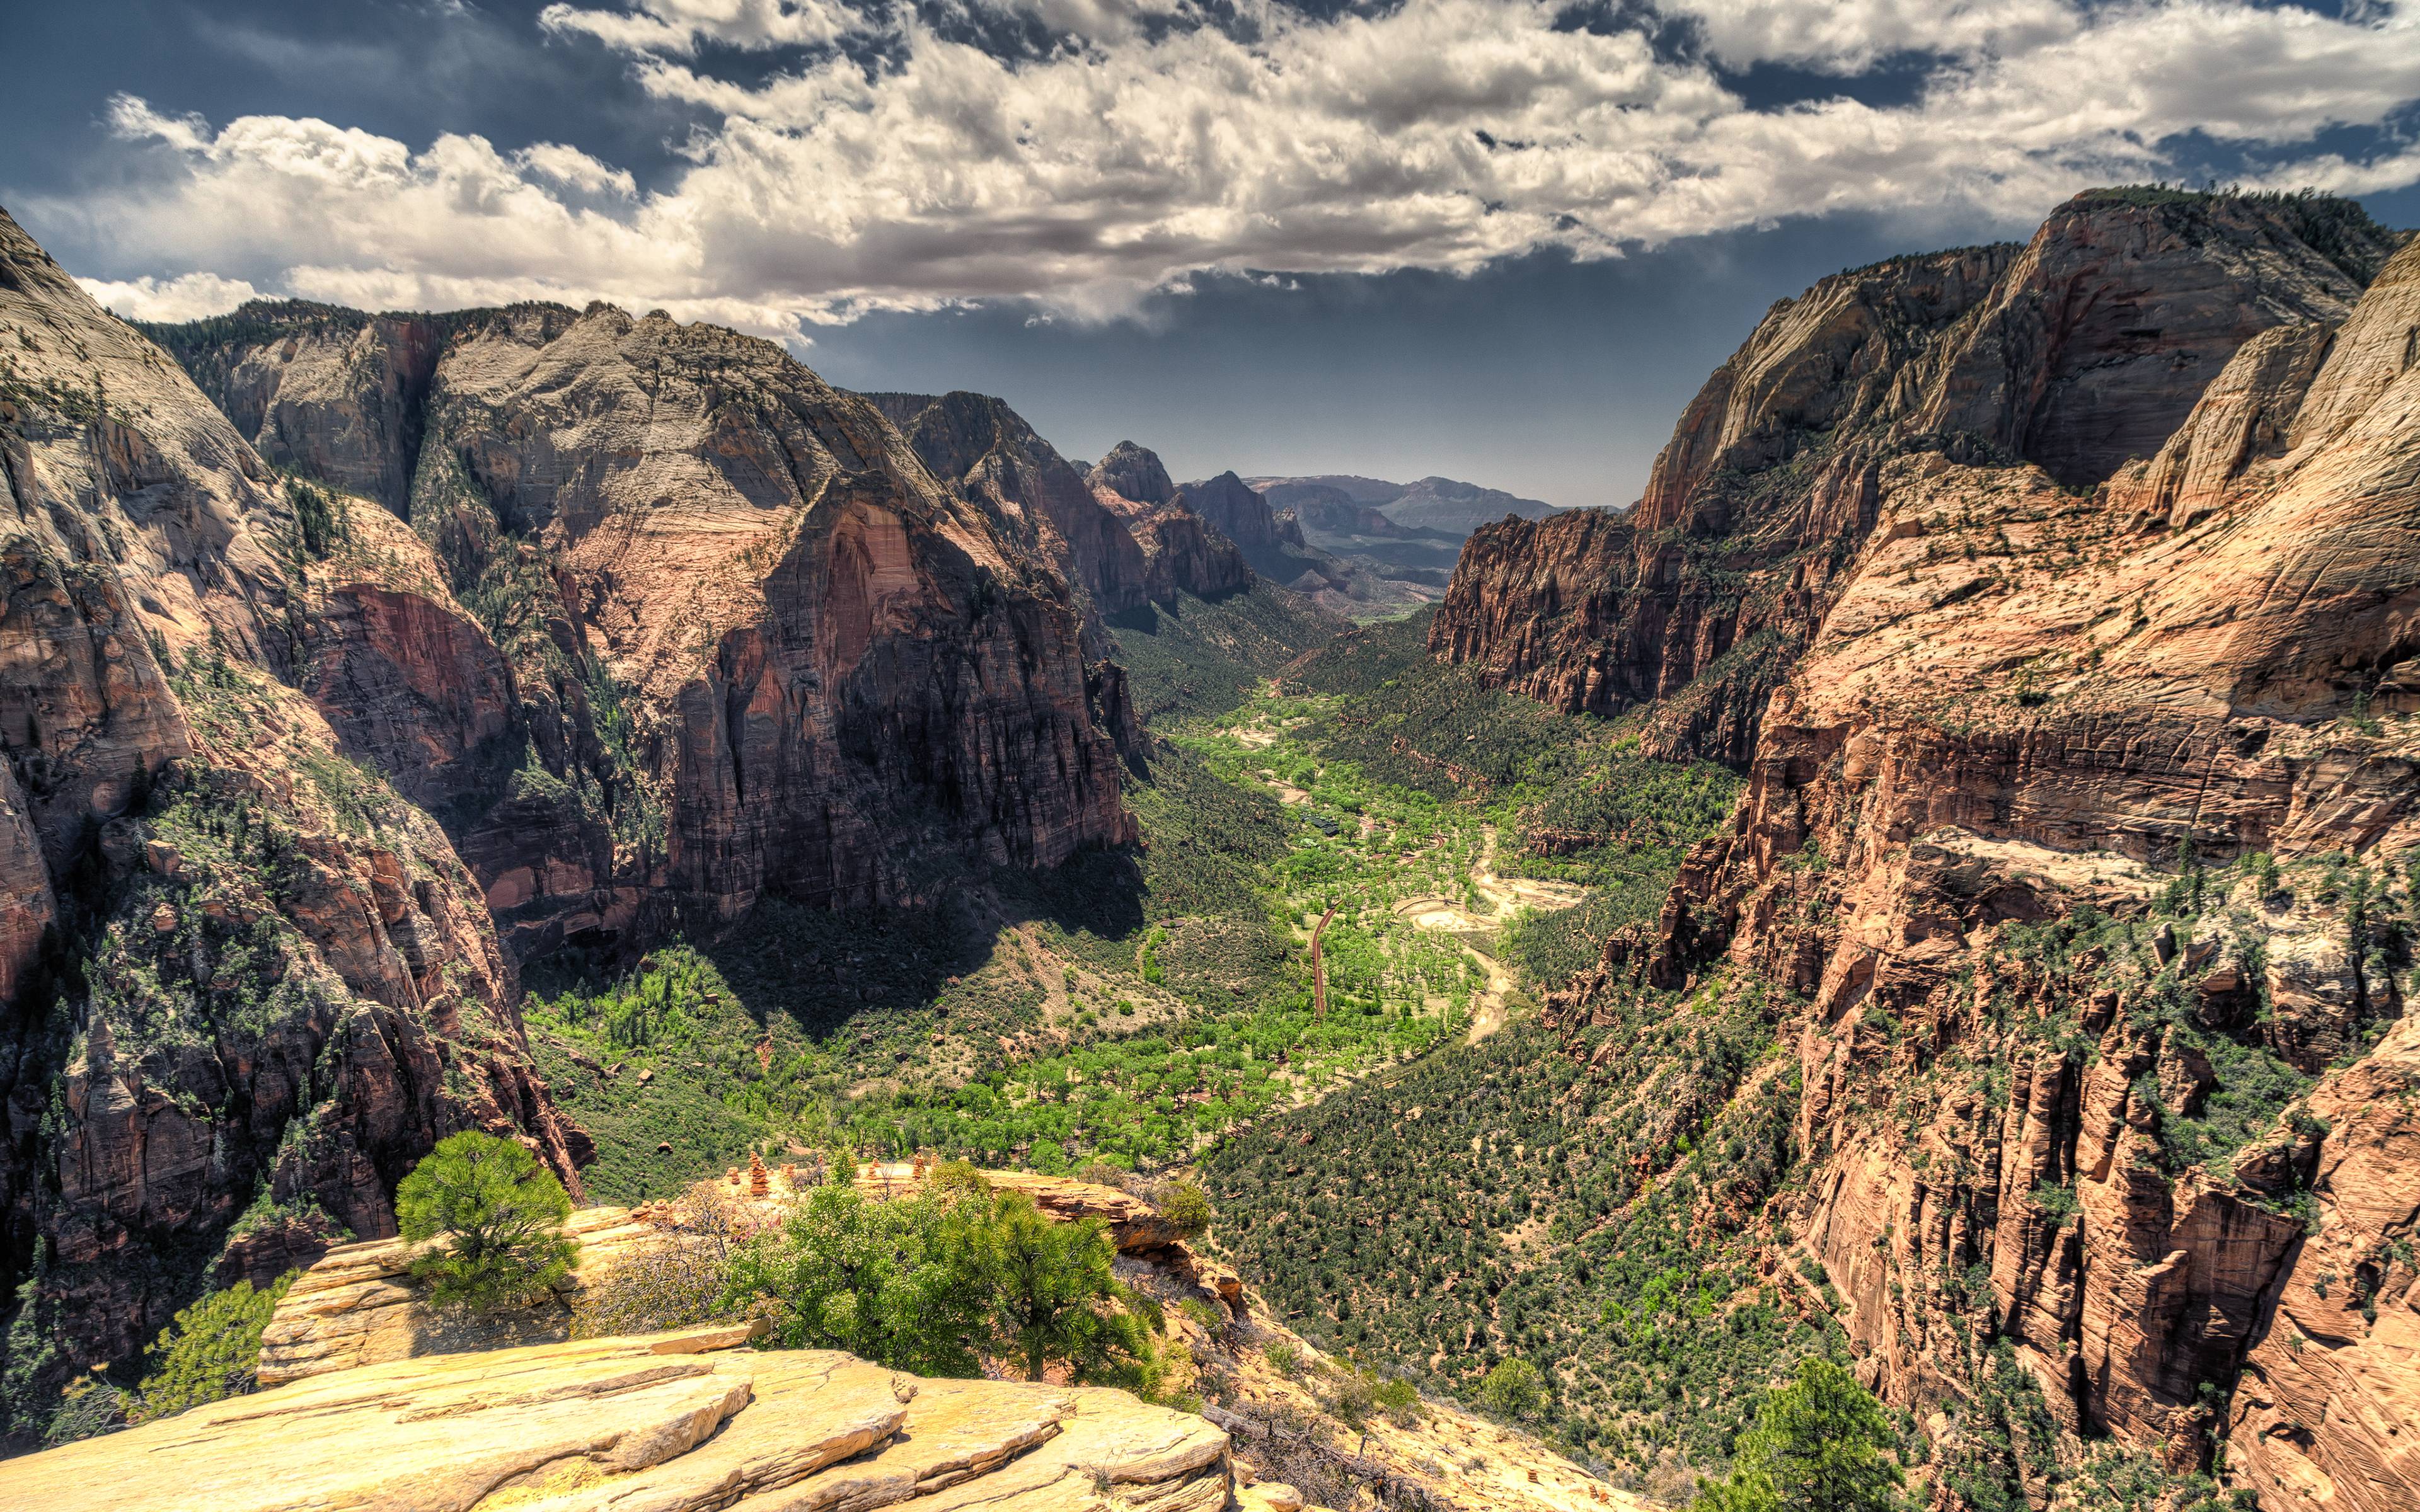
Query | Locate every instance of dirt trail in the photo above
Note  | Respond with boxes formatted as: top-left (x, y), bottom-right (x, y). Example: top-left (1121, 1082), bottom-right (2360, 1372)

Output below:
top-left (1310, 902), bottom-right (1339, 1019)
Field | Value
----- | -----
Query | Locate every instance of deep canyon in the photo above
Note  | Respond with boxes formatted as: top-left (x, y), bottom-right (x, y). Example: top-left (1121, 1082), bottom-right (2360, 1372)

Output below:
top-left (2, 185), bottom-right (2417, 1512)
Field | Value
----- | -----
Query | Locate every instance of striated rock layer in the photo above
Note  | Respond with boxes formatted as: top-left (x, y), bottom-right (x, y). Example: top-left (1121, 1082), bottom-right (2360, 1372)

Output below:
top-left (1432, 190), bottom-right (2399, 765)
top-left (0, 1327), bottom-right (1234, 1512)
top-left (155, 299), bottom-right (1138, 956)
top-left (0, 207), bottom-right (589, 1431)
top-left (0, 208), bottom-right (1146, 1444)
top-left (1477, 190), bottom-right (2420, 1511)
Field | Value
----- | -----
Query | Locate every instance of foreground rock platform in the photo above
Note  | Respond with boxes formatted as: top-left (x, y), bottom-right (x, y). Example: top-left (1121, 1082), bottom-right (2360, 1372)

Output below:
top-left (0, 1327), bottom-right (1231, 1512)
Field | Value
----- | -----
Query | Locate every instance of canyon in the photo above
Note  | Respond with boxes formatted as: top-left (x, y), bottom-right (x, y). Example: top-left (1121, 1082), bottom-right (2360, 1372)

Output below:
top-left (4, 178), bottom-right (2419, 1512)
top-left (1421, 188), bottom-right (2420, 1510)
top-left (0, 203), bottom-right (1323, 1443)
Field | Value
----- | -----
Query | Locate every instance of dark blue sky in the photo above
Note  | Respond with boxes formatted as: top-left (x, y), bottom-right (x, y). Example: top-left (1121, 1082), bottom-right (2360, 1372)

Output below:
top-left (8, 0), bottom-right (2418, 507)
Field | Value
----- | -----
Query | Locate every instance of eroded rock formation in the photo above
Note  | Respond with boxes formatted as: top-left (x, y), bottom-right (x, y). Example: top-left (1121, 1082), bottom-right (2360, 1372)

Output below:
top-left (1483, 190), bottom-right (2419, 1511)
top-left (0, 207), bottom-right (589, 1430)
top-left (0, 1326), bottom-right (1235, 1512)
top-left (1432, 190), bottom-right (2399, 765)
top-left (0, 208), bottom-right (1149, 1445)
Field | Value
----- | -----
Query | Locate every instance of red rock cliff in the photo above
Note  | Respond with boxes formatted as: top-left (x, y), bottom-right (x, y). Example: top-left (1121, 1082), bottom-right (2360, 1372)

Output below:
top-left (1495, 192), bottom-right (2419, 1511)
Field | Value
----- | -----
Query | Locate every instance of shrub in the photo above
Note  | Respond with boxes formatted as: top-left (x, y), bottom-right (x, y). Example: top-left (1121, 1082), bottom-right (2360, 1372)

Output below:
top-left (727, 1183), bottom-right (994, 1377)
top-left (45, 1377), bottom-right (127, 1446)
top-left (573, 1185), bottom-right (754, 1339)
top-left (986, 1192), bottom-right (1160, 1385)
top-left (1157, 1181), bottom-right (1214, 1237)
top-left (1480, 1357), bottom-right (1547, 1419)
top-left (727, 1183), bottom-right (1156, 1386)
top-left (1264, 1340), bottom-right (1301, 1376)
top-left (395, 1131), bottom-right (579, 1311)
top-left (132, 1273), bottom-right (296, 1421)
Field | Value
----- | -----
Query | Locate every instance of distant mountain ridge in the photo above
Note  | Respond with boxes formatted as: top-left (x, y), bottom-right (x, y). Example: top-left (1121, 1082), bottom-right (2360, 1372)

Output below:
top-left (1249, 472), bottom-right (1563, 537)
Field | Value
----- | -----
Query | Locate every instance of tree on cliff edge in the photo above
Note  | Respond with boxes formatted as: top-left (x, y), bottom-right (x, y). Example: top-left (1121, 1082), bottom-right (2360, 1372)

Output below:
top-left (1692, 1358), bottom-right (1906, 1512)
top-left (396, 1131), bottom-right (578, 1310)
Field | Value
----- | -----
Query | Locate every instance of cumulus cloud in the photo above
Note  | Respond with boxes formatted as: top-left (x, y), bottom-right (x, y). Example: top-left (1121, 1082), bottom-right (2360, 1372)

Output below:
top-left (77, 270), bottom-right (264, 323)
top-left (37, 0), bottom-right (2420, 334)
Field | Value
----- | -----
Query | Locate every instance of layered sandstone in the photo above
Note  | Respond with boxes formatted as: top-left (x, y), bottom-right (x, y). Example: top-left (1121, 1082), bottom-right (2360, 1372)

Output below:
top-left (0, 1327), bottom-right (1233, 1512)
top-left (1088, 442), bottom-right (1253, 600)
top-left (0, 206), bottom-right (589, 1425)
top-left (1432, 190), bottom-right (2398, 764)
top-left (1501, 192), bottom-right (2417, 1509)
top-left (256, 1169), bottom-right (1213, 1387)
top-left (872, 390), bottom-right (1155, 622)
top-left (156, 300), bottom-right (1138, 956)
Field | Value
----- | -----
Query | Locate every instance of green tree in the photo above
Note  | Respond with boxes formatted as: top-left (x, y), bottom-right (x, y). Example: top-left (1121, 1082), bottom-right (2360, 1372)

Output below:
top-left (1480, 1357), bottom-right (1547, 1419)
top-left (1693, 1358), bottom-right (1905, 1512)
top-left (727, 1184), bottom-right (993, 1377)
top-left (1157, 1181), bottom-right (1214, 1237)
top-left (134, 1273), bottom-right (297, 1421)
top-left (982, 1192), bottom-right (1158, 1384)
top-left (395, 1131), bottom-right (578, 1310)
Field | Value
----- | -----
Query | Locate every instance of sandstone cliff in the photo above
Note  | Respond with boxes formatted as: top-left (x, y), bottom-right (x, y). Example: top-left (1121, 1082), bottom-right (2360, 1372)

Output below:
top-left (1089, 442), bottom-right (1255, 601)
top-left (1, 209), bottom-right (1148, 1449)
top-left (245, 1165), bottom-right (1625, 1512)
top-left (870, 390), bottom-right (1153, 625)
top-left (1432, 189), bottom-right (2399, 765)
top-left (144, 299), bottom-right (1137, 958)
top-left (0, 207), bottom-right (587, 1437)
top-left (0, 1325), bottom-right (1235, 1512)
top-left (1511, 192), bottom-right (2420, 1510)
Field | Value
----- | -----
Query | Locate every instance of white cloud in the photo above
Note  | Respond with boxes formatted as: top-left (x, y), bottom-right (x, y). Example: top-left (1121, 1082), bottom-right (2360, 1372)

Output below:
top-left (77, 270), bottom-right (264, 323)
top-left (37, 0), bottom-right (2420, 332)
top-left (537, 0), bottom-right (865, 55)
top-left (1658, 0), bottom-right (2081, 72)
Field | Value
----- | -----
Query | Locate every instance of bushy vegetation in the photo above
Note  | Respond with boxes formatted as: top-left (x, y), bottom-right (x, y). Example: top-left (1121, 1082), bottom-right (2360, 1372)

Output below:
top-left (1108, 581), bottom-right (1339, 724)
top-left (582, 1167), bottom-right (1164, 1389)
top-left (1689, 1358), bottom-right (1906, 1512)
top-left (132, 1273), bottom-right (296, 1422)
top-left (1201, 973), bottom-right (1836, 1477)
top-left (396, 1132), bottom-right (579, 1310)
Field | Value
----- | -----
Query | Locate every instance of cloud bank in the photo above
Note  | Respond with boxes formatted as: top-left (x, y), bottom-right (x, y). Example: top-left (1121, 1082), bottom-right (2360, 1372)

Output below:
top-left (47, 0), bottom-right (2420, 336)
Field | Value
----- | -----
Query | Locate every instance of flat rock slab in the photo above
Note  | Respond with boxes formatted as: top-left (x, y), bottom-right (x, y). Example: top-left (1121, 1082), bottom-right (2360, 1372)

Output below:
top-left (0, 1329), bottom-right (1229, 1512)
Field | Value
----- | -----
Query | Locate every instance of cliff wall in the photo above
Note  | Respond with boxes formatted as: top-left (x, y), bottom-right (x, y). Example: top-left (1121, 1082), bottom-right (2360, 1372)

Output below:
top-left (1521, 197), bottom-right (2420, 1510)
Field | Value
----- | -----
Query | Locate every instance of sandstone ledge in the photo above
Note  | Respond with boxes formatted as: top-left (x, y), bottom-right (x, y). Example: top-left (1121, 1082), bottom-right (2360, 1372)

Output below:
top-left (259, 1171), bottom-right (1204, 1387)
top-left (0, 1327), bottom-right (1230, 1512)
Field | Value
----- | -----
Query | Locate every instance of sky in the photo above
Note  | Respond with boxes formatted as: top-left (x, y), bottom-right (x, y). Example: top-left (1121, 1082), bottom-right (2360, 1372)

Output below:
top-left (6, 1), bottom-right (2420, 508)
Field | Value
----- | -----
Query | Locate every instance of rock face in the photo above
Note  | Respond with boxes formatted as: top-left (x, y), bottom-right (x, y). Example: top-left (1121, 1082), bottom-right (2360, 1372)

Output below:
top-left (1174, 472), bottom-right (1304, 558)
top-left (0, 210), bottom-right (1143, 1446)
top-left (147, 300), bottom-right (1137, 958)
top-left (0, 1326), bottom-right (1233, 1512)
top-left (255, 1170), bottom-right (1204, 1387)
top-left (1466, 190), bottom-right (2420, 1509)
top-left (870, 391), bottom-right (1155, 622)
top-left (1432, 190), bottom-right (2398, 764)
top-left (0, 207), bottom-right (589, 1435)
top-left (145, 302), bottom-right (444, 517)
top-left (1086, 443), bottom-right (1253, 601)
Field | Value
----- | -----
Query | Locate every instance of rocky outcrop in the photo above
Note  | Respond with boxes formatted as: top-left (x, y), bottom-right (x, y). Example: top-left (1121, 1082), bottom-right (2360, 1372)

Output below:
top-left (155, 301), bottom-right (1138, 956)
top-left (1175, 473), bottom-right (1305, 558)
top-left (0, 205), bottom-right (589, 1437)
top-left (1090, 440), bottom-right (1178, 508)
top-left (0, 1326), bottom-right (1234, 1512)
top-left (1086, 444), bottom-right (1252, 601)
top-left (143, 301), bottom-right (444, 517)
top-left (1523, 200), bottom-right (2420, 1509)
top-left (1432, 190), bottom-right (2399, 765)
top-left (872, 390), bottom-right (1154, 622)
